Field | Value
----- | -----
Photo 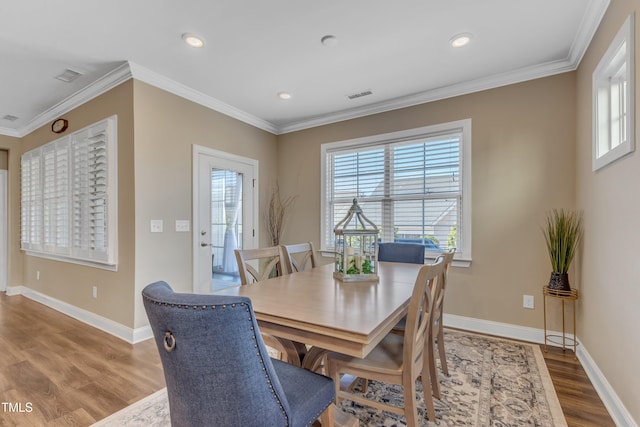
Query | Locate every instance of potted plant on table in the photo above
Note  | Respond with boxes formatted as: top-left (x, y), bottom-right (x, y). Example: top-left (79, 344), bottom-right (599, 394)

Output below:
top-left (542, 209), bottom-right (584, 292)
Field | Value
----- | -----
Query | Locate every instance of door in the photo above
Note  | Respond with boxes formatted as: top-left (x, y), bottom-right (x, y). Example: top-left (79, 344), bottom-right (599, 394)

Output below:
top-left (0, 170), bottom-right (7, 292)
top-left (193, 146), bottom-right (258, 294)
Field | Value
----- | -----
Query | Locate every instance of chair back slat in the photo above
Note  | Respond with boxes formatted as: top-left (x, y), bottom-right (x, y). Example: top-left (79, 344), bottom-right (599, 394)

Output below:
top-left (403, 257), bottom-right (445, 373)
top-left (235, 246), bottom-right (288, 285)
top-left (282, 242), bottom-right (318, 273)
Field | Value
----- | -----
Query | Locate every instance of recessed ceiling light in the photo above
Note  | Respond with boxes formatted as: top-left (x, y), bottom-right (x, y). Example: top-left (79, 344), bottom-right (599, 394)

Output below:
top-left (278, 92), bottom-right (292, 100)
top-left (182, 33), bottom-right (205, 48)
top-left (321, 35), bottom-right (338, 47)
top-left (450, 33), bottom-right (473, 48)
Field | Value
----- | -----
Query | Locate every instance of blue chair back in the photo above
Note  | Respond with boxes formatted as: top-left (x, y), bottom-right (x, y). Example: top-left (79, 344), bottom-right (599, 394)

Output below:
top-left (378, 242), bottom-right (425, 264)
top-left (143, 281), bottom-right (292, 426)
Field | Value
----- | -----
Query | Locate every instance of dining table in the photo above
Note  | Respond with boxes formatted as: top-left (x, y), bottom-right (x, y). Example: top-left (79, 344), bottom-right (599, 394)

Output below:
top-left (214, 260), bottom-right (425, 427)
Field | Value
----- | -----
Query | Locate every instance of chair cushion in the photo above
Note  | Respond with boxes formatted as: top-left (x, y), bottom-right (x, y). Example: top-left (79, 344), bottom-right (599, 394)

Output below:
top-left (378, 243), bottom-right (425, 264)
top-left (329, 332), bottom-right (405, 376)
top-left (272, 359), bottom-right (335, 427)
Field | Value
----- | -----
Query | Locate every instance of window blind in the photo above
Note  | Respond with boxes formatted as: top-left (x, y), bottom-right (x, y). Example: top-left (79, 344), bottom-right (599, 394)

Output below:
top-left (322, 121), bottom-right (471, 259)
top-left (20, 116), bottom-right (117, 267)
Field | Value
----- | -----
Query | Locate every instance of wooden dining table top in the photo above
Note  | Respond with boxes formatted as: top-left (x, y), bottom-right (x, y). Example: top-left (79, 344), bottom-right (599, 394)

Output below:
top-left (214, 261), bottom-right (424, 358)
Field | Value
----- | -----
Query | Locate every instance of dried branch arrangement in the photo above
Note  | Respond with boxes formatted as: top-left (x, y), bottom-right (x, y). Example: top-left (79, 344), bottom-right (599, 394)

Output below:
top-left (263, 183), bottom-right (297, 246)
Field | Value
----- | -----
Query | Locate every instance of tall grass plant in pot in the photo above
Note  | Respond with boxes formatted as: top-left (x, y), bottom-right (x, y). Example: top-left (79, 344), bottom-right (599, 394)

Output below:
top-left (542, 209), bottom-right (584, 292)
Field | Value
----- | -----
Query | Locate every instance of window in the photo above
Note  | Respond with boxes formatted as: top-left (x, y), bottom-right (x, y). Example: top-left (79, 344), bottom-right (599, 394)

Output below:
top-left (21, 116), bottom-right (117, 268)
top-left (321, 119), bottom-right (471, 262)
top-left (592, 14), bottom-right (635, 171)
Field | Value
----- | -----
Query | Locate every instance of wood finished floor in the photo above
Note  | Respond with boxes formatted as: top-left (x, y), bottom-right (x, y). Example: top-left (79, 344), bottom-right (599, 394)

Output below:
top-left (0, 293), bottom-right (614, 426)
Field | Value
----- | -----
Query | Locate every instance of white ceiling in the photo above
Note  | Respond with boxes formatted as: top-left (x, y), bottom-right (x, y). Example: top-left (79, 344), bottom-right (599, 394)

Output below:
top-left (0, 0), bottom-right (609, 137)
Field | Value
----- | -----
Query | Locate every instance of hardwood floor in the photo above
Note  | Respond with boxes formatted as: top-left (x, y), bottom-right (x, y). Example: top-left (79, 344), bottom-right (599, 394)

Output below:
top-left (0, 293), bottom-right (614, 426)
top-left (0, 293), bottom-right (165, 426)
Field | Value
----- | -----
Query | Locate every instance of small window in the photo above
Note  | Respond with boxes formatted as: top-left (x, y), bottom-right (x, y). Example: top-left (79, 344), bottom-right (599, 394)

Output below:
top-left (321, 119), bottom-right (472, 262)
top-left (592, 14), bottom-right (635, 171)
top-left (21, 116), bottom-right (118, 268)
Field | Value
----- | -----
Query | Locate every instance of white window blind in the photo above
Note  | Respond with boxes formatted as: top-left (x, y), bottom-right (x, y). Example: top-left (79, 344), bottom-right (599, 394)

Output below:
top-left (321, 120), bottom-right (471, 260)
top-left (20, 116), bottom-right (117, 268)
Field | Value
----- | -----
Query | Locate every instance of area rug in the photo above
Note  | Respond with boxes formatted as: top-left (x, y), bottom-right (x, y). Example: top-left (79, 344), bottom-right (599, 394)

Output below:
top-left (91, 329), bottom-right (566, 426)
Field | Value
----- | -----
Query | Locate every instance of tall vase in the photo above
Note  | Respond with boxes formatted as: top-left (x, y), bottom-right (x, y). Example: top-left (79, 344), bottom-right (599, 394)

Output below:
top-left (548, 272), bottom-right (571, 292)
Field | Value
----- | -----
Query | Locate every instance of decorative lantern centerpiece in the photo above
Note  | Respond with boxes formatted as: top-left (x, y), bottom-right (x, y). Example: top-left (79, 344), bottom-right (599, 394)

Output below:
top-left (334, 199), bottom-right (379, 282)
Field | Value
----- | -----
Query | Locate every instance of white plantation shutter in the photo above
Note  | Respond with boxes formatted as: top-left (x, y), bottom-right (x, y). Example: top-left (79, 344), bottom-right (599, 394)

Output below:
top-left (21, 151), bottom-right (42, 251)
top-left (322, 120), bottom-right (472, 260)
top-left (20, 116), bottom-right (117, 267)
top-left (42, 139), bottom-right (70, 254)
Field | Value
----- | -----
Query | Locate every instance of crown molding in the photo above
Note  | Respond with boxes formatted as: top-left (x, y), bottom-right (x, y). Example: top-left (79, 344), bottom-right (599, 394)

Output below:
top-left (0, 127), bottom-right (20, 138)
top-left (568, 0), bottom-right (610, 66)
top-left (128, 62), bottom-right (279, 135)
top-left (278, 58), bottom-right (578, 134)
top-left (11, 63), bottom-right (133, 138)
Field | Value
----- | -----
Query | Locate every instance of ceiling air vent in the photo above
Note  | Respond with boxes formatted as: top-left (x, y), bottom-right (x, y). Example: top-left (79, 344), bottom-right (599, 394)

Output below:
top-left (347, 90), bottom-right (373, 100)
top-left (55, 68), bottom-right (83, 83)
top-left (2, 115), bottom-right (19, 122)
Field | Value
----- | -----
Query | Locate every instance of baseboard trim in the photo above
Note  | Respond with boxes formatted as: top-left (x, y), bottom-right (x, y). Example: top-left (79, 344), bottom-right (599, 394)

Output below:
top-left (577, 343), bottom-right (637, 427)
top-left (444, 313), bottom-right (636, 427)
top-left (8, 286), bottom-right (151, 344)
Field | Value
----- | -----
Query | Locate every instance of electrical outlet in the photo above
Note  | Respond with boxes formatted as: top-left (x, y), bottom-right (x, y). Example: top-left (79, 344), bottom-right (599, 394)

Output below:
top-left (175, 220), bottom-right (190, 232)
top-left (523, 294), bottom-right (534, 309)
top-left (36, 270), bottom-right (40, 281)
top-left (92, 286), bottom-right (98, 299)
top-left (150, 220), bottom-right (163, 233)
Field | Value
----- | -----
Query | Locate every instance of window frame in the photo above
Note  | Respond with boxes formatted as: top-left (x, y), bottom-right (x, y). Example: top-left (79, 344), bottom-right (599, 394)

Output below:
top-left (592, 13), bottom-right (635, 171)
top-left (321, 119), bottom-right (472, 264)
top-left (20, 115), bottom-right (118, 269)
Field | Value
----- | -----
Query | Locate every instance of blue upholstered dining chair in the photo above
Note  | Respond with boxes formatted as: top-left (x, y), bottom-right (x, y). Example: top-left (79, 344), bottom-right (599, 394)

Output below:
top-left (142, 281), bottom-right (335, 427)
top-left (377, 242), bottom-right (425, 264)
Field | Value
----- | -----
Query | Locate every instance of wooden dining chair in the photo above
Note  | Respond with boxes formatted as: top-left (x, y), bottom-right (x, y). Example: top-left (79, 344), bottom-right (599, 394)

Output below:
top-left (326, 257), bottom-right (445, 426)
top-left (234, 246), bottom-right (305, 365)
top-left (391, 249), bottom-right (455, 399)
top-left (282, 241), bottom-right (318, 273)
top-left (234, 246), bottom-right (288, 285)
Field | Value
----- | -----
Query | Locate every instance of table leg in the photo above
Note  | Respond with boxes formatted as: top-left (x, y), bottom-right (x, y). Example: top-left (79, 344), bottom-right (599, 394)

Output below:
top-left (572, 299), bottom-right (577, 360)
top-left (543, 293), bottom-right (548, 352)
top-left (561, 299), bottom-right (566, 351)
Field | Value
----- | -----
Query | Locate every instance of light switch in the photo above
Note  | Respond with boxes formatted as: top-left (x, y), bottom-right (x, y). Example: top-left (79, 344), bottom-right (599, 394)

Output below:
top-left (150, 219), bottom-right (163, 233)
top-left (175, 220), bottom-right (190, 232)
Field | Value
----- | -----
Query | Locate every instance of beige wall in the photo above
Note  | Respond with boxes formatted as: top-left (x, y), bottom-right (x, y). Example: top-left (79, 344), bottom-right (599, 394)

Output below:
top-left (131, 81), bottom-right (278, 328)
top-left (0, 136), bottom-right (23, 288)
top-left (278, 72), bottom-right (576, 330)
top-left (18, 81), bottom-right (137, 327)
top-left (9, 80), bottom-right (278, 330)
top-left (576, 0), bottom-right (640, 422)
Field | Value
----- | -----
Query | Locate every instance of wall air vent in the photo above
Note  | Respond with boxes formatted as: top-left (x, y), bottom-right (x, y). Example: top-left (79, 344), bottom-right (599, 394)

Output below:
top-left (55, 68), bottom-right (83, 83)
top-left (2, 115), bottom-right (19, 122)
top-left (347, 90), bottom-right (373, 100)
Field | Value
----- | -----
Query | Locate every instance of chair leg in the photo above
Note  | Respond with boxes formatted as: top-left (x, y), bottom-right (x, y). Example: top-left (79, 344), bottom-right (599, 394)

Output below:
top-left (402, 378), bottom-right (419, 427)
top-left (437, 327), bottom-right (448, 375)
top-left (319, 403), bottom-right (335, 427)
top-left (421, 353), bottom-right (437, 421)
top-left (427, 335), bottom-right (441, 399)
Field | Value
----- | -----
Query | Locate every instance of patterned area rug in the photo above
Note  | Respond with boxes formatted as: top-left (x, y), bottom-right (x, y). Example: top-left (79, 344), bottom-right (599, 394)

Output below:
top-left (92, 330), bottom-right (566, 427)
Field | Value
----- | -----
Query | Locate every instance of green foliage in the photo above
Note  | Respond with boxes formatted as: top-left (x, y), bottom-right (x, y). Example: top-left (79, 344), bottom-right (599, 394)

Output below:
top-left (361, 259), bottom-right (373, 274)
top-left (447, 225), bottom-right (457, 250)
top-left (542, 209), bottom-right (584, 273)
